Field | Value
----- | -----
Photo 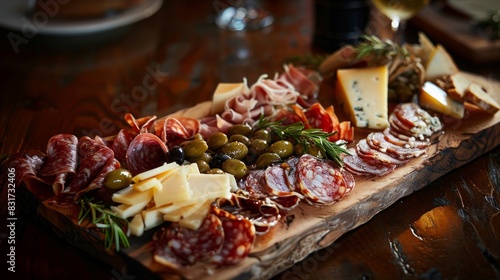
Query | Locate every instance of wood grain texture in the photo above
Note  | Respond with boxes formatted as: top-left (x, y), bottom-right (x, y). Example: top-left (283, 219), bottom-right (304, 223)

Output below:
top-left (23, 73), bottom-right (500, 280)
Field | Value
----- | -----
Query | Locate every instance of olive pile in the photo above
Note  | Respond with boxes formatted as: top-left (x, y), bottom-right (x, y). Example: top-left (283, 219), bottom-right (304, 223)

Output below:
top-left (167, 123), bottom-right (321, 179)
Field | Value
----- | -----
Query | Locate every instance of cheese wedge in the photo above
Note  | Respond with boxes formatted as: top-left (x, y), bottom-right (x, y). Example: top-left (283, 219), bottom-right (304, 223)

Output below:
top-left (425, 45), bottom-right (459, 81)
top-left (464, 82), bottom-right (500, 114)
top-left (211, 83), bottom-right (246, 115)
top-left (335, 65), bottom-right (389, 129)
top-left (132, 162), bottom-right (179, 183)
top-left (420, 81), bottom-right (464, 118)
top-left (112, 186), bottom-right (153, 205)
top-left (128, 214), bottom-right (144, 237)
top-left (110, 200), bottom-right (149, 219)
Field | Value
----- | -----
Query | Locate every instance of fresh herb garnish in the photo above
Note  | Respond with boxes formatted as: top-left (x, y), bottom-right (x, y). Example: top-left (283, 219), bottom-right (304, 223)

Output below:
top-left (77, 197), bottom-right (130, 251)
top-left (354, 34), bottom-right (409, 60)
top-left (256, 116), bottom-right (349, 166)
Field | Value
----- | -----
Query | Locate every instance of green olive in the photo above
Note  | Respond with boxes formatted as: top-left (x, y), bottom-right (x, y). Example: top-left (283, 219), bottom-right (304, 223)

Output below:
top-left (229, 134), bottom-right (251, 146)
top-left (189, 152), bottom-right (213, 164)
top-left (207, 168), bottom-right (224, 174)
top-left (192, 133), bottom-right (204, 141)
top-left (207, 132), bottom-right (228, 151)
top-left (220, 141), bottom-right (248, 160)
top-left (256, 152), bottom-right (281, 169)
top-left (250, 139), bottom-right (268, 156)
top-left (253, 129), bottom-right (272, 143)
top-left (222, 159), bottom-right (247, 179)
top-left (103, 168), bottom-right (132, 190)
top-left (268, 140), bottom-right (294, 159)
top-left (184, 140), bottom-right (209, 159)
top-left (294, 143), bottom-right (305, 156)
top-left (228, 123), bottom-right (252, 136)
top-left (308, 145), bottom-right (323, 158)
top-left (195, 160), bottom-right (210, 173)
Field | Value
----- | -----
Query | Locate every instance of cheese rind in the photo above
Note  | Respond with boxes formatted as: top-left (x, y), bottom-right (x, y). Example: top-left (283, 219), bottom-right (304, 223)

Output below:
top-left (420, 81), bottom-right (464, 118)
top-left (335, 65), bottom-right (389, 129)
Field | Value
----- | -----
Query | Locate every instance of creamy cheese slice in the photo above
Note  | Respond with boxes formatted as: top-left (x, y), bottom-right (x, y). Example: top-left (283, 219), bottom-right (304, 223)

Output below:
top-left (335, 65), bottom-right (389, 129)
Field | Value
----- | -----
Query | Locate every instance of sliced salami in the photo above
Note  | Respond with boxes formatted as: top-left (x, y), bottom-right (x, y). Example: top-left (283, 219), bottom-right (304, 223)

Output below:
top-left (210, 214), bottom-right (256, 266)
top-left (343, 153), bottom-right (396, 176)
top-left (296, 154), bottom-right (349, 204)
top-left (167, 214), bottom-right (224, 265)
top-left (240, 170), bottom-right (268, 198)
top-left (356, 139), bottom-right (407, 165)
top-left (111, 129), bottom-right (137, 165)
top-left (153, 228), bottom-right (182, 270)
top-left (283, 157), bottom-right (299, 191)
top-left (38, 134), bottom-right (78, 195)
top-left (75, 158), bottom-right (120, 201)
top-left (367, 132), bottom-right (426, 159)
top-left (126, 133), bottom-right (169, 175)
top-left (264, 164), bottom-right (294, 196)
top-left (65, 137), bottom-right (115, 195)
top-left (124, 113), bottom-right (157, 133)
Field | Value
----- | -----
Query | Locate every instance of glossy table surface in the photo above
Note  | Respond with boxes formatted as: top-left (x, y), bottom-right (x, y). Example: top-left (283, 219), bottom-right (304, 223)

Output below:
top-left (0, 1), bottom-right (499, 279)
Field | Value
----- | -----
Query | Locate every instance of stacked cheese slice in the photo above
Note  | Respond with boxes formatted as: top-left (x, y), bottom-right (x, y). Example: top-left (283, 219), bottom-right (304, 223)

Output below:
top-left (110, 162), bottom-right (236, 236)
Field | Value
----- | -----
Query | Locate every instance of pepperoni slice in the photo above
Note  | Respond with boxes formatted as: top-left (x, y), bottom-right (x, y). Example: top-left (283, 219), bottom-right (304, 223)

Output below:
top-left (126, 133), bottom-right (169, 175)
top-left (210, 215), bottom-right (256, 266)
top-left (296, 154), bottom-right (347, 204)
top-left (38, 134), bottom-right (78, 195)
top-left (167, 214), bottom-right (224, 265)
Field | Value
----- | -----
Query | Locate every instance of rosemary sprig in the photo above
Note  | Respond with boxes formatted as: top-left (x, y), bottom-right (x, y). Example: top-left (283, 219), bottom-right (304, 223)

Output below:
top-left (354, 34), bottom-right (409, 60)
top-left (256, 116), bottom-right (350, 166)
top-left (77, 196), bottom-right (130, 252)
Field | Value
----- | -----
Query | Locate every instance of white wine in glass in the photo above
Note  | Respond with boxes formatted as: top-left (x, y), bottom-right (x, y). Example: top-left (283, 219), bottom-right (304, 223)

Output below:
top-left (371, 0), bottom-right (429, 43)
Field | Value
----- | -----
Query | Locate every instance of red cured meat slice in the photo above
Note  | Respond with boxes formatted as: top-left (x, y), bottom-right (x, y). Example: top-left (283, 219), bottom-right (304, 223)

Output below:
top-left (343, 153), bottom-right (396, 176)
top-left (124, 113), bottom-right (157, 133)
top-left (7, 152), bottom-right (45, 184)
top-left (153, 228), bottom-right (183, 270)
top-left (393, 103), bottom-right (420, 128)
top-left (264, 165), bottom-right (294, 195)
top-left (296, 154), bottom-right (347, 204)
top-left (210, 215), bottom-right (256, 266)
top-left (271, 195), bottom-right (301, 211)
top-left (38, 134), bottom-right (78, 195)
top-left (357, 139), bottom-right (407, 165)
top-left (304, 103), bottom-right (334, 134)
top-left (75, 158), bottom-right (120, 201)
top-left (389, 114), bottom-right (414, 137)
top-left (65, 137), bottom-right (115, 195)
top-left (126, 133), bottom-right (169, 175)
top-left (167, 214), bottom-right (224, 265)
top-left (111, 129), bottom-right (137, 165)
top-left (283, 157), bottom-right (299, 191)
top-left (383, 128), bottom-right (430, 149)
top-left (240, 170), bottom-right (269, 198)
top-left (155, 117), bottom-right (195, 144)
top-left (368, 132), bottom-right (426, 159)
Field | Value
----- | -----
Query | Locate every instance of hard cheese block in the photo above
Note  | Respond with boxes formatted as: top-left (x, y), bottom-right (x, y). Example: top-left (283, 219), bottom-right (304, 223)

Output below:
top-left (420, 81), bottom-right (464, 118)
top-left (335, 65), bottom-right (389, 129)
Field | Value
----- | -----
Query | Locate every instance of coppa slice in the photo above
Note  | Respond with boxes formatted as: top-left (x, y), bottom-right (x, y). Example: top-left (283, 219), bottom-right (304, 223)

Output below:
top-left (296, 154), bottom-right (351, 204)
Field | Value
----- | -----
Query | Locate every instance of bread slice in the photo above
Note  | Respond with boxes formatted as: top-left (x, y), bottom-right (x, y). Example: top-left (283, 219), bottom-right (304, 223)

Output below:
top-left (447, 73), bottom-right (471, 101)
top-left (464, 82), bottom-right (500, 114)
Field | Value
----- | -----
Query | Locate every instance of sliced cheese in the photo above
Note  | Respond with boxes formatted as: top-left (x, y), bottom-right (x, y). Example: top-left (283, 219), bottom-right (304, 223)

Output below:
top-left (132, 162), bottom-right (179, 183)
top-left (185, 173), bottom-right (232, 204)
top-left (178, 200), bottom-right (212, 230)
top-left (162, 203), bottom-right (199, 223)
top-left (142, 204), bottom-right (174, 230)
top-left (420, 81), bottom-right (464, 118)
top-left (132, 177), bottom-right (163, 192)
top-left (110, 200), bottom-right (149, 219)
top-left (154, 165), bottom-right (192, 207)
top-left (425, 45), bottom-right (459, 81)
top-left (128, 214), bottom-right (144, 237)
top-left (211, 83), bottom-right (246, 115)
top-left (112, 186), bottom-right (153, 205)
top-left (335, 65), bottom-right (389, 129)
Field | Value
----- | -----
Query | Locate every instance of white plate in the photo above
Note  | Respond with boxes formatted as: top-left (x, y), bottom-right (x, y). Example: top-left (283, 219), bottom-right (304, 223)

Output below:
top-left (0, 0), bottom-right (163, 35)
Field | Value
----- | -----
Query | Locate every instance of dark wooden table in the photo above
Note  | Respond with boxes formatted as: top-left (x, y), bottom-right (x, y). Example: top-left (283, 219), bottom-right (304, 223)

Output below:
top-left (0, 1), bottom-right (499, 279)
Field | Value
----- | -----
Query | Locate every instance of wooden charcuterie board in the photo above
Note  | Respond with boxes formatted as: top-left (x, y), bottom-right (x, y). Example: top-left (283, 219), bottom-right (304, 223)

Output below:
top-left (23, 72), bottom-right (500, 280)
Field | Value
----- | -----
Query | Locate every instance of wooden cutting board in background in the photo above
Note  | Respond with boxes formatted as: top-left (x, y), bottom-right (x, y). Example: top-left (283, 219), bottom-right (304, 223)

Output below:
top-left (411, 1), bottom-right (500, 64)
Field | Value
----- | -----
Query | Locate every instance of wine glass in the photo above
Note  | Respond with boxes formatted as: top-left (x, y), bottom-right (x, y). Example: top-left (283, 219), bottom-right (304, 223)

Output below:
top-left (370, 0), bottom-right (429, 44)
top-left (215, 0), bottom-right (274, 31)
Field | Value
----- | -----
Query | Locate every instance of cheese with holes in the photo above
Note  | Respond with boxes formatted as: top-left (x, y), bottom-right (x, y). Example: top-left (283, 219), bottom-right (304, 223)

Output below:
top-left (335, 65), bottom-right (389, 129)
top-left (154, 165), bottom-right (192, 207)
top-left (420, 81), bottom-right (464, 118)
top-left (211, 82), bottom-right (246, 115)
top-left (110, 200), bottom-right (149, 219)
top-left (112, 186), bottom-right (153, 205)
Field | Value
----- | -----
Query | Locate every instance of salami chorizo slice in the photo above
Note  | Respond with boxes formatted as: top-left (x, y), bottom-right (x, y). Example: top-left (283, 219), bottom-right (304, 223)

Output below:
top-left (124, 113), bottom-right (157, 133)
top-left (357, 139), bottom-right (407, 165)
top-left (210, 215), bottom-right (256, 266)
top-left (38, 134), bottom-right (78, 194)
top-left (167, 214), bottom-right (224, 265)
top-left (126, 133), bottom-right (169, 175)
top-left (283, 157), bottom-right (299, 191)
top-left (264, 164), bottom-right (294, 195)
top-left (75, 158), bottom-right (120, 201)
top-left (153, 228), bottom-right (183, 270)
top-left (343, 153), bottom-right (396, 176)
top-left (240, 170), bottom-right (268, 198)
top-left (368, 132), bottom-right (426, 159)
top-left (65, 137), bottom-right (115, 195)
top-left (296, 154), bottom-right (348, 204)
top-left (111, 129), bottom-right (137, 165)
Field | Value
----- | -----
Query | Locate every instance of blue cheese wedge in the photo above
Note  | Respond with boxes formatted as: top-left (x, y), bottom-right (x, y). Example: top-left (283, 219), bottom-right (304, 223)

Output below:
top-left (335, 65), bottom-right (389, 129)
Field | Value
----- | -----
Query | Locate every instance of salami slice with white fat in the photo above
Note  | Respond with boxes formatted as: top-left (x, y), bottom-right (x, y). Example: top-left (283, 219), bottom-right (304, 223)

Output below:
top-left (153, 228), bottom-right (183, 270)
top-left (167, 214), bottom-right (224, 265)
top-left (210, 211), bottom-right (256, 266)
top-left (367, 132), bottom-right (426, 159)
top-left (126, 133), bottom-right (169, 175)
top-left (343, 152), bottom-right (396, 176)
top-left (283, 157), bottom-right (299, 191)
top-left (38, 134), bottom-right (78, 195)
top-left (111, 129), bottom-right (137, 165)
top-left (296, 154), bottom-right (350, 204)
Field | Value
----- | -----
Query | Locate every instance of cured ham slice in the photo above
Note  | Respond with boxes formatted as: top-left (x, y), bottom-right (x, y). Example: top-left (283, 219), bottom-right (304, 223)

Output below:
top-left (278, 64), bottom-right (321, 99)
top-left (126, 133), bottom-right (169, 175)
top-left (38, 134), bottom-right (78, 195)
